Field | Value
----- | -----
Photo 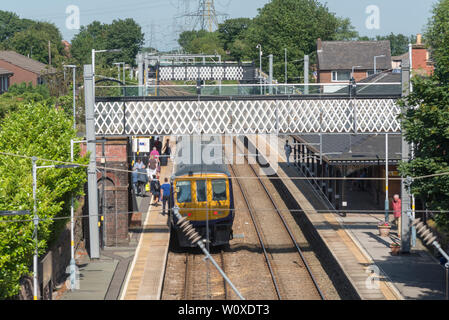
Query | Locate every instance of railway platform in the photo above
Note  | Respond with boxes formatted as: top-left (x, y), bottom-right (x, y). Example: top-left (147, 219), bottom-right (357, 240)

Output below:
top-left (119, 138), bottom-right (174, 300)
top-left (249, 134), bottom-right (446, 300)
top-left (57, 138), bottom-right (173, 300)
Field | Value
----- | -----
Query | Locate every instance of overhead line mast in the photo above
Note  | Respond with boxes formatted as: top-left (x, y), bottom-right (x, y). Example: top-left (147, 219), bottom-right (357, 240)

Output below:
top-left (181, 0), bottom-right (228, 32)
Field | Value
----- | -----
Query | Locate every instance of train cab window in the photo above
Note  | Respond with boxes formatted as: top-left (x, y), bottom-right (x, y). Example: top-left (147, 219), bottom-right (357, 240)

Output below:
top-left (176, 181), bottom-right (192, 203)
top-left (212, 179), bottom-right (227, 201)
top-left (196, 180), bottom-right (207, 202)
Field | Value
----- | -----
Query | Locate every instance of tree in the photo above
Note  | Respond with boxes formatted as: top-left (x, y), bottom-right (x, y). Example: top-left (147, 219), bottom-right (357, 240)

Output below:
top-left (2, 22), bottom-right (65, 66)
top-left (333, 18), bottom-right (359, 41)
top-left (216, 18), bottom-right (253, 61)
top-left (0, 102), bottom-right (87, 298)
top-left (178, 30), bottom-right (208, 52)
top-left (70, 22), bottom-right (103, 67)
top-left (0, 10), bottom-right (34, 43)
top-left (218, 18), bottom-right (252, 50)
top-left (399, 0), bottom-right (449, 232)
top-left (104, 19), bottom-right (144, 67)
top-left (240, 0), bottom-right (356, 81)
top-left (375, 33), bottom-right (416, 56)
top-left (399, 77), bottom-right (449, 232)
top-left (426, 0), bottom-right (449, 83)
top-left (177, 29), bottom-right (225, 57)
top-left (71, 19), bottom-right (144, 68)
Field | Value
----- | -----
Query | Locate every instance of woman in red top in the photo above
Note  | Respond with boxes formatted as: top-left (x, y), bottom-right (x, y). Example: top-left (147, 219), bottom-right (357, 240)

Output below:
top-left (392, 194), bottom-right (401, 237)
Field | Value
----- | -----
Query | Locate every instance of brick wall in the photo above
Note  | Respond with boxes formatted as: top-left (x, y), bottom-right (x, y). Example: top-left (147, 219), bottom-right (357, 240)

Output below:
top-left (0, 60), bottom-right (39, 86)
top-left (412, 46), bottom-right (434, 76)
top-left (81, 138), bottom-right (130, 246)
top-left (318, 70), bottom-right (371, 83)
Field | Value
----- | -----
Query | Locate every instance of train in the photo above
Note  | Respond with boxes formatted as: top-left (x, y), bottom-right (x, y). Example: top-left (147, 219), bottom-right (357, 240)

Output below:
top-left (169, 162), bottom-right (235, 247)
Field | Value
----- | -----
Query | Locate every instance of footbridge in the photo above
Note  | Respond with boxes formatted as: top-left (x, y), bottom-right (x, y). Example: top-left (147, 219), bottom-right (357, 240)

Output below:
top-left (94, 82), bottom-right (405, 136)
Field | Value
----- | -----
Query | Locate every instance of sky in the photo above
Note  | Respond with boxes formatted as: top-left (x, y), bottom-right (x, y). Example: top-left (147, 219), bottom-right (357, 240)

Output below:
top-left (1, 0), bottom-right (439, 51)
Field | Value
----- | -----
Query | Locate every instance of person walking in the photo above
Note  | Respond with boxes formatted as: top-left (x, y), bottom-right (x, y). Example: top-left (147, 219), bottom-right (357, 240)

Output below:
top-left (284, 140), bottom-right (292, 166)
top-left (132, 159), bottom-right (146, 196)
top-left (150, 175), bottom-right (161, 206)
top-left (392, 194), bottom-right (402, 237)
top-left (147, 155), bottom-right (158, 181)
top-left (161, 177), bottom-right (171, 215)
top-left (150, 146), bottom-right (160, 160)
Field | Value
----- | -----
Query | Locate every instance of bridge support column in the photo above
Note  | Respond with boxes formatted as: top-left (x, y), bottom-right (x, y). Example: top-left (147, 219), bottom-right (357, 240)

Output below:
top-left (137, 53), bottom-right (143, 96)
top-left (401, 60), bottom-right (412, 253)
top-left (84, 64), bottom-right (100, 259)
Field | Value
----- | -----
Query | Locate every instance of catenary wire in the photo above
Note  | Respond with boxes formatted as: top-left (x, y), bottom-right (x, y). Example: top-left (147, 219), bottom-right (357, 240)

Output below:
top-left (1, 150), bottom-right (448, 181)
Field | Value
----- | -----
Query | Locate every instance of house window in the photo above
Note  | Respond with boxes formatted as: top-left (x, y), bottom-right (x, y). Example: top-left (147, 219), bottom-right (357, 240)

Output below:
top-left (331, 71), bottom-right (351, 82)
top-left (0, 76), bottom-right (8, 93)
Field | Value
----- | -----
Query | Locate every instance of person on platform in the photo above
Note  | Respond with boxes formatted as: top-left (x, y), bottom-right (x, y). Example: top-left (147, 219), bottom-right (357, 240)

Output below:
top-left (150, 146), bottom-right (160, 159)
top-left (154, 137), bottom-right (162, 155)
top-left (161, 178), bottom-right (171, 215)
top-left (147, 155), bottom-right (158, 181)
top-left (150, 175), bottom-right (161, 205)
top-left (132, 159), bottom-right (146, 196)
top-left (392, 194), bottom-right (402, 237)
top-left (284, 140), bottom-right (292, 166)
top-left (160, 139), bottom-right (171, 166)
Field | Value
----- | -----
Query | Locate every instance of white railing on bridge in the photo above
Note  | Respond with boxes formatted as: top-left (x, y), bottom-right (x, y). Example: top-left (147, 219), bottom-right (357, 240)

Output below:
top-left (95, 83), bottom-right (402, 98)
top-left (94, 95), bottom-right (402, 136)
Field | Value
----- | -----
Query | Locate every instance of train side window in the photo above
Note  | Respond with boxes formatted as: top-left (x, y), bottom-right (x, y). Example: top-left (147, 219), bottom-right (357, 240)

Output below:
top-left (176, 181), bottom-right (191, 203)
top-left (212, 179), bottom-right (227, 201)
top-left (196, 180), bottom-right (207, 202)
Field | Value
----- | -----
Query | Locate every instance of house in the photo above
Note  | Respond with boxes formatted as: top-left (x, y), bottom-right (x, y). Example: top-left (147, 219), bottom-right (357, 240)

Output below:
top-left (0, 67), bottom-right (13, 94)
top-left (0, 50), bottom-right (56, 87)
top-left (317, 39), bottom-right (392, 83)
top-left (392, 34), bottom-right (434, 76)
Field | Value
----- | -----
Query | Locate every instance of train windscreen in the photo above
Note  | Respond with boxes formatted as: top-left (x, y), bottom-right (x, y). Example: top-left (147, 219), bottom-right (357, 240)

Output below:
top-left (212, 179), bottom-right (227, 201)
top-left (196, 180), bottom-right (207, 202)
top-left (176, 180), bottom-right (191, 203)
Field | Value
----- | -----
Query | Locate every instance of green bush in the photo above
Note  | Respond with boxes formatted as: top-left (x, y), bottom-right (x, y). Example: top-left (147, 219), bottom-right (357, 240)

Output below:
top-left (0, 102), bottom-right (87, 299)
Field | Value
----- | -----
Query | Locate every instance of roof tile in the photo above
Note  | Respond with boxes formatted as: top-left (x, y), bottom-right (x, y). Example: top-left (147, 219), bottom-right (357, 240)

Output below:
top-left (0, 51), bottom-right (56, 75)
top-left (318, 41), bottom-right (392, 70)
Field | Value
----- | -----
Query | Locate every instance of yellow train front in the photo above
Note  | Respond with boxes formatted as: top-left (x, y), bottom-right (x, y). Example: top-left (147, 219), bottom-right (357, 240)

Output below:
top-left (169, 163), bottom-right (235, 247)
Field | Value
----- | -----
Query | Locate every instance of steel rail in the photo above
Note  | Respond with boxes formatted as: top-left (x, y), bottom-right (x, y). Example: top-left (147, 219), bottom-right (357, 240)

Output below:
top-left (183, 253), bottom-right (191, 300)
top-left (220, 251), bottom-right (228, 300)
top-left (228, 162), bottom-right (282, 300)
top-left (235, 136), bottom-right (326, 300)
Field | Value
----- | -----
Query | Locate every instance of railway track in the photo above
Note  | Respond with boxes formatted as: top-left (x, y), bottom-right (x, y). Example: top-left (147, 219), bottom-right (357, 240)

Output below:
top-left (229, 136), bottom-right (325, 300)
top-left (182, 250), bottom-right (228, 300)
top-left (162, 136), bottom-right (331, 300)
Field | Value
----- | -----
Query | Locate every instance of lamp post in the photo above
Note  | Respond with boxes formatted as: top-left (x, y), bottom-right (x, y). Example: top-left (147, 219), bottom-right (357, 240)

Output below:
top-left (374, 55), bottom-right (386, 74)
top-left (91, 49), bottom-right (122, 96)
top-left (32, 157), bottom-right (80, 299)
top-left (63, 65), bottom-right (76, 130)
top-left (351, 65), bottom-right (362, 80)
top-left (256, 44), bottom-right (262, 89)
top-left (113, 62), bottom-right (125, 84)
top-left (69, 139), bottom-right (87, 291)
top-left (385, 133), bottom-right (389, 222)
top-left (350, 66), bottom-right (361, 98)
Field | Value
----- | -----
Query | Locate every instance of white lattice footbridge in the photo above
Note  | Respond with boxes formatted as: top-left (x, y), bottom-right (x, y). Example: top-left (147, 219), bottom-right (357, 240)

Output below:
top-left (94, 98), bottom-right (401, 136)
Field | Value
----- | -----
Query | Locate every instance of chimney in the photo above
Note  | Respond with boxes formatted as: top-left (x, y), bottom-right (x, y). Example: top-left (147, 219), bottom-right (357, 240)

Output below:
top-left (416, 34), bottom-right (422, 45)
top-left (317, 38), bottom-right (322, 51)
